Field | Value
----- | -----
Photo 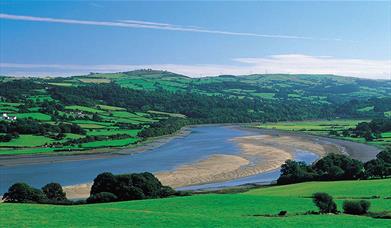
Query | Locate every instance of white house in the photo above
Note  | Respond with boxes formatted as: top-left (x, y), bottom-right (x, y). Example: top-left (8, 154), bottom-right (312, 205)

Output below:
top-left (1, 113), bottom-right (17, 121)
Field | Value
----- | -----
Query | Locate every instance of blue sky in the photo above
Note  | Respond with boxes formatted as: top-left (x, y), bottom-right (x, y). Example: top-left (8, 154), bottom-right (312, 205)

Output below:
top-left (0, 1), bottom-right (390, 79)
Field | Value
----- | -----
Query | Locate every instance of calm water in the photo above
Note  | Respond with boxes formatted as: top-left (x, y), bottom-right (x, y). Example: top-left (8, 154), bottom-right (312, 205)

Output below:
top-left (0, 126), bottom-right (253, 193)
top-left (0, 126), bottom-right (318, 194)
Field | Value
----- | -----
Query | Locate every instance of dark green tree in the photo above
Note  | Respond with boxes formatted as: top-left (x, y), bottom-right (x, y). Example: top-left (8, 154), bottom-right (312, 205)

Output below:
top-left (2, 183), bottom-right (47, 203)
top-left (42, 183), bottom-right (67, 201)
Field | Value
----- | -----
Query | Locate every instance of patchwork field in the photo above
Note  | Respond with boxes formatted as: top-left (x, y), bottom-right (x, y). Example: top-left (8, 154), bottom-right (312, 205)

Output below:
top-left (1, 179), bottom-right (389, 227)
top-left (0, 100), bottom-right (163, 155)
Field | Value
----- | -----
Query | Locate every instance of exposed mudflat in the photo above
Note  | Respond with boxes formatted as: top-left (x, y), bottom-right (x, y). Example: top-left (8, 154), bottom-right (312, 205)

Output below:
top-left (0, 125), bottom-right (380, 198)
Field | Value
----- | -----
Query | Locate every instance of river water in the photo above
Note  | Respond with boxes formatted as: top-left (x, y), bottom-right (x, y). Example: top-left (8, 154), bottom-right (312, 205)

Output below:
top-left (1, 126), bottom-right (319, 194)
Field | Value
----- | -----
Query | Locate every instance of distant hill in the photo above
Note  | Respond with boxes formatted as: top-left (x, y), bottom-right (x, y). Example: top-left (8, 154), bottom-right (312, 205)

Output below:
top-left (48, 70), bottom-right (391, 114)
top-left (1, 70), bottom-right (390, 155)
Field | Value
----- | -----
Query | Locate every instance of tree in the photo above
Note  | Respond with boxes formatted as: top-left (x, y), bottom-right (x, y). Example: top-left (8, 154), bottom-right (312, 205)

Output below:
top-left (90, 172), bottom-right (118, 196)
top-left (377, 148), bottom-right (391, 164)
top-left (2, 183), bottom-right (47, 203)
top-left (364, 159), bottom-right (386, 178)
top-left (277, 160), bottom-right (316, 184)
top-left (42, 183), bottom-right (67, 201)
top-left (363, 131), bottom-right (374, 141)
top-left (313, 154), bottom-right (363, 180)
top-left (88, 172), bottom-right (176, 203)
top-left (312, 192), bottom-right (337, 214)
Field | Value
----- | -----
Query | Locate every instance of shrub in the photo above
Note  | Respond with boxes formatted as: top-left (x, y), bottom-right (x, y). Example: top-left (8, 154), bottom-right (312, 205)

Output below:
top-left (2, 183), bottom-right (47, 203)
top-left (159, 186), bottom-right (176, 198)
top-left (87, 192), bottom-right (118, 204)
top-left (278, 211), bottom-right (287, 216)
top-left (312, 192), bottom-right (337, 213)
top-left (343, 200), bottom-right (371, 215)
top-left (174, 191), bottom-right (192, 197)
top-left (42, 183), bottom-right (67, 201)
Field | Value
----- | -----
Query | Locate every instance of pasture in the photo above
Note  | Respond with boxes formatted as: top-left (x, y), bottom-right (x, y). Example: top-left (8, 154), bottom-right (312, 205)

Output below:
top-left (256, 119), bottom-right (391, 147)
top-left (257, 119), bottom-right (366, 133)
top-left (0, 103), bottom-right (151, 155)
top-left (1, 179), bottom-right (390, 227)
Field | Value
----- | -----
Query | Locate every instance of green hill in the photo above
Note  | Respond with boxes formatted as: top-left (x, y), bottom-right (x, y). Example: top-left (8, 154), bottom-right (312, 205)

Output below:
top-left (1, 70), bottom-right (390, 155)
top-left (1, 179), bottom-right (390, 227)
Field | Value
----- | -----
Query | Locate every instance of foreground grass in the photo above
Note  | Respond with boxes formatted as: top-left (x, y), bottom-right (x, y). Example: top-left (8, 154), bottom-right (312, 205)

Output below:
top-left (245, 179), bottom-right (391, 198)
top-left (1, 179), bottom-right (390, 227)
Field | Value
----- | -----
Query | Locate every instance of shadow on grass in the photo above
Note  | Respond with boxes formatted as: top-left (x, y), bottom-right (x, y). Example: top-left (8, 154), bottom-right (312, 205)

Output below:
top-left (249, 210), bottom-right (391, 220)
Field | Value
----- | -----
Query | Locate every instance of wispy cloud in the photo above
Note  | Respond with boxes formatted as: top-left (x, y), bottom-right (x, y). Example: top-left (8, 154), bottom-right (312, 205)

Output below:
top-left (1, 55), bottom-right (390, 79)
top-left (0, 13), bottom-right (341, 41)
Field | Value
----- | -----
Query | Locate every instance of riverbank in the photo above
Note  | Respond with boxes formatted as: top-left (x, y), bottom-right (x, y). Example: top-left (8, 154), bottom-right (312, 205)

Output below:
top-left (1, 125), bottom-right (380, 199)
top-left (242, 127), bottom-right (380, 162)
top-left (0, 126), bottom-right (192, 167)
top-left (62, 132), bottom-right (332, 199)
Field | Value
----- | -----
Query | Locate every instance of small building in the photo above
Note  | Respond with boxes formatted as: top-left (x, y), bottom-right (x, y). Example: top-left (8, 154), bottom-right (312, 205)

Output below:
top-left (1, 113), bottom-right (17, 121)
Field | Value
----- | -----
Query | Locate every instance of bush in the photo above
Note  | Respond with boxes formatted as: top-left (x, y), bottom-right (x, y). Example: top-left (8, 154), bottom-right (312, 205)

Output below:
top-left (174, 191), bottom-right (192, 197)
top-left (159, 186), bottom-right (176, 198)
top-left (42, 183), bottom-right (67, 201)
top-left (87, 192), bottom-right (118, 204)
top-left (312, 192), bottom-right (337, 214)
top-left (2, 183), bottom-right (47, 203)
top-left (343, 200), bottom-right (371, 215)
top-left (278, 211), bottom-right (287, 216)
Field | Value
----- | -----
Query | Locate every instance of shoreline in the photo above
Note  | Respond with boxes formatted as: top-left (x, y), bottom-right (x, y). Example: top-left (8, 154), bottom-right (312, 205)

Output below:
top-left (62, 133), bottom-right (331, 199)
top-left (1, 124), bottom-right (381, 199)
top-left (0, 126), bottom-right (192, 167)
top-left (1, 122), bottom-right (379, 167)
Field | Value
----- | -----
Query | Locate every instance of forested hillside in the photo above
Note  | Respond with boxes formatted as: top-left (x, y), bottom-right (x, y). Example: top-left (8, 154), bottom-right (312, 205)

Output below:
top-left (0, 70), bottom-right (390, 155)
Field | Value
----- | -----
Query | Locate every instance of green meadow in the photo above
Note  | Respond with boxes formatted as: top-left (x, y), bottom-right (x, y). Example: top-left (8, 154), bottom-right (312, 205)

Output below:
top-left (1, 179), bottom-right (390, 227)
top-left (257, 119), bottom-right (391, 147)
top-left (0, 102), bottom-right (159, 155)
top-left (257, 119), bottom-right (366, 132)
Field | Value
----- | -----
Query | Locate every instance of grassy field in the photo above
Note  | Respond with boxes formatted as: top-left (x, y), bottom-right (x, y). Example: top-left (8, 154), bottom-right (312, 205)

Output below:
top-left (81, 137), bottom-right (139, 148)
top-left (257, 119), bottom-right (391, 147)
top-left (0, 135), bottom-right (54, 147)
top-left (65, 105), bottom-right (104, 113)
top-left (1, 179), bottom-right (390, 227)
top-left (14, 112), bottom-right (52, 121)
top-left (0, 102), bottom-right (153, 155)
top-left (257, 119), bottom-right (366, 132)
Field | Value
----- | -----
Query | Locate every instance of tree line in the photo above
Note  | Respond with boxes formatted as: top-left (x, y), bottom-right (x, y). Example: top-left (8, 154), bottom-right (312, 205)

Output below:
top-left (2, 172), bottom-right (187, 205)
top-left (277, 148), bottom-right (391, 185)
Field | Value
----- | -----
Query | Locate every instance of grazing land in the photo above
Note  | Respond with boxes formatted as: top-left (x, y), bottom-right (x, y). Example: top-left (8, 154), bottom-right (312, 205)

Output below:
top-left (1, 71), bottom-right (390, 155)
top-left (1, 179), bottom-right (390, 227)
top-left (257, 119), bottom-right (391, 147)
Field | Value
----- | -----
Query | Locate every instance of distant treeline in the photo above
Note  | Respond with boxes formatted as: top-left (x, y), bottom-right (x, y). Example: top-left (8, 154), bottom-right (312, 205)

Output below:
top-left (277, 148), bottom-right (391, 185)
top-left (48, 83), bottom-right (336, 123)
